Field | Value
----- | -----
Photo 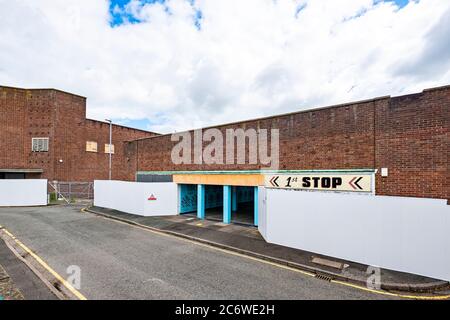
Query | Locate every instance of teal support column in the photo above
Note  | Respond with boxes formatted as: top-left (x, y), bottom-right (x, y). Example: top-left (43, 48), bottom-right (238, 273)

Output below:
top-left (232, 186), bottom-right (238, 211)
top-left (197, 184), bottom-right (205, 219)
top-left (177, 184), bottom-right (181, 214)
top-left (254, 186), bottom-right (259, 226)
top-left (223, 185), bottom-right (232, 224)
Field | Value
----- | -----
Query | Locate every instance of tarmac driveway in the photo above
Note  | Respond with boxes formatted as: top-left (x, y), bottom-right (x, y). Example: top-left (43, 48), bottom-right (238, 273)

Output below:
top-left (0, 205), bottom-right (393, 300)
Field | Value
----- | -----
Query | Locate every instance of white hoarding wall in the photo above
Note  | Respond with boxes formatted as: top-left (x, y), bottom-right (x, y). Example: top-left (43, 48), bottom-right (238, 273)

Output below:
top-left (257, 186), bottom-right (267, 239)
top-left (0, 179), bottom-right (48, 207)
top-left (94, 181), bottom-right (178, 216)
top-left (264, 188), bottom-right (450, 281)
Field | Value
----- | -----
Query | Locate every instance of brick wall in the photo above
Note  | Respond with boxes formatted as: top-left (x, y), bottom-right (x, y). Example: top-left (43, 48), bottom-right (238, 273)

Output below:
top-left (2, 85), bottom-right (447, 199)
top-left (0, 87), bottom-right (28, 170)
top-left (128, 86), bottom-right (449, 200)
top-left (0, 86), bottom-right (156, 182)
top-left (74, 119), bottom-right (153, 181)
top-left (131, 99), bottom-right (379, 172)
top-left (375, 87), bottom-right (449, 199)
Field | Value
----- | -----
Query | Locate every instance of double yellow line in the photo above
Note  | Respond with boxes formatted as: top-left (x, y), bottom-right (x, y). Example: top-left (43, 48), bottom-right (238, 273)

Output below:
top-left (0, 225), bottom-right (87, 300)
top-left (330, 280), bottom-right (450, 300)
top-left (168, 234), bottom-right (450, 300)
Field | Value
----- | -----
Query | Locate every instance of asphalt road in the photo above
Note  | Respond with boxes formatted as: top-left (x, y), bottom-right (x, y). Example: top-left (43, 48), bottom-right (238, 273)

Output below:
top-left (0, 205), bottom-right (393, 300)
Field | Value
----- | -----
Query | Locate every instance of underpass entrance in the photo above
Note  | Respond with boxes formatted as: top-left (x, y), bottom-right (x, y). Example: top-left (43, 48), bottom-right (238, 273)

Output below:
top-left (178, 184), bottom-right (258, 226)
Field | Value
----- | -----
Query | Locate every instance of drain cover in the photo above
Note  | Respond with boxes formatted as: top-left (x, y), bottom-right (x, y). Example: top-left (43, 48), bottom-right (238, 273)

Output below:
top-left (315, 273), bottom-right (333, 282)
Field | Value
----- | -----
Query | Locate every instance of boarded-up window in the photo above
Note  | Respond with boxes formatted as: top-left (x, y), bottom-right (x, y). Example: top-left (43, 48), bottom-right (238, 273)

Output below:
top-left (32, 138), bottom-right (49, 152)
top-left (105, 144), bottom-right (115, 154)
top-left (86, 141), bottom-right (98, 153)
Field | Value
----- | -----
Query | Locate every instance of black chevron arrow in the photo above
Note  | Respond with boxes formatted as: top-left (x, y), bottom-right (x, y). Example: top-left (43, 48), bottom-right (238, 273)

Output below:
top-left (270, 176), bottom-right (279, 187)
top-left (354, 177), bottom-right (363, 190)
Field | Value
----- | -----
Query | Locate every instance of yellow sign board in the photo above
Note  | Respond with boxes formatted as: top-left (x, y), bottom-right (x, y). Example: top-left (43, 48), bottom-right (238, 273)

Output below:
top-left (86, 141), bottom-right (98, 153)
top-left (264, 174), bottom-right (374, 193)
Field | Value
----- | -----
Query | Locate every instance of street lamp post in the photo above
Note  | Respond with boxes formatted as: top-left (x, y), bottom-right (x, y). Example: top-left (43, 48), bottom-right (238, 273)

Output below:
top-left (105, 119), bottom-right (112, 180)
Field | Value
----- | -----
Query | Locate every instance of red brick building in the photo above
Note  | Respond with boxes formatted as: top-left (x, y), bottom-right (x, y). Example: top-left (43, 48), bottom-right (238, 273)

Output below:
top-left (1, 85), bottom-right (447, 200)
top-left (125, 85), bottom-right (449, 200)
top-left (0, 86), bottom-right (157, 182)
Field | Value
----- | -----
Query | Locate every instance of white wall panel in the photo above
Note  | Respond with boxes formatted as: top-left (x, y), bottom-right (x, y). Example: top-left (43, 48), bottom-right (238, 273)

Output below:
top-left (0, 179), bottom-right (47, 207)
top-left (94, 181), bottom-right (178, 216)
top-left (257, 186), bottom-right (267, 240)
top-left (265, 189), bottom-right (450, 281)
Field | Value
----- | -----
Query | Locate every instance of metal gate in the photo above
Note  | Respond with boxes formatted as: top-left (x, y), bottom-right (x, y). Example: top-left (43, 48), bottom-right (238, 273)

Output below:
top-left (48, 181), bottom-right (94, 203)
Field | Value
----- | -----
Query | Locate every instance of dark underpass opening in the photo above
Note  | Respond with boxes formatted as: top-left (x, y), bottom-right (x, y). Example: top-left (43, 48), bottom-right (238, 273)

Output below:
top-left (178, 184), bottom-right (256, 226)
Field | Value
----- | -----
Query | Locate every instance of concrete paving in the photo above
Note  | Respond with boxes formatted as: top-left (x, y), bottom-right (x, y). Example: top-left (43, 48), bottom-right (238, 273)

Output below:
top-left (201, 202), bottom-right (255, 225)
top-left (0, 205), bottom-right (395, 300)
top-left (0, 263), bottom-right (24, 300)
top-left (0, 237), bottom-right (57, 300)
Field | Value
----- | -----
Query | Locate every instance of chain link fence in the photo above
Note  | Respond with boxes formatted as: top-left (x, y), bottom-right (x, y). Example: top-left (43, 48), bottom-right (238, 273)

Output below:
top-left (48, 181), bottom-right (94, 203)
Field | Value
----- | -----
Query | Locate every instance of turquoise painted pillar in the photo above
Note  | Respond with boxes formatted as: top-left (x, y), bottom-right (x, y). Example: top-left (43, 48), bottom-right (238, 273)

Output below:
top-left (197, 184), bottom-right (205, 219)
top-left (177, 184), bottom-right (182, 214)
top-left (254, 186), bottom-right (259, 226)
top-left (223, 185), bottom-right (232, 224)
top-left (232, 186), bottom-right (238, 211)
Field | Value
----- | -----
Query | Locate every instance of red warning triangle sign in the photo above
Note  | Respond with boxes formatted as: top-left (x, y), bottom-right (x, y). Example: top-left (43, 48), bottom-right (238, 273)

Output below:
top-left (148, 194), bottom-right (157, 201)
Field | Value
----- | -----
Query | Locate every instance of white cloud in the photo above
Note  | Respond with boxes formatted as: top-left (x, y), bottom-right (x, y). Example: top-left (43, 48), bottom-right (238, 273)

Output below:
top-left (0, 0), bottom-right (449, 133)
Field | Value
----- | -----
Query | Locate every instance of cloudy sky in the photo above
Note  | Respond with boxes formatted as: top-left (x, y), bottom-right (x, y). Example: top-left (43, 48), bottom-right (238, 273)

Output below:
top-left (0, 0), bottom-right (449, 133)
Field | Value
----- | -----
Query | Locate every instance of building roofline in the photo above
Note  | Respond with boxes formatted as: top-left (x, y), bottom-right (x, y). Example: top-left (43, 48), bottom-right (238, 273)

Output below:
top-left (1, 85), bottom-right (159, 135)
top-left (130, 95), bottom-right (391, 142)
top-left (422, 84), bottom-right (450, 92)
top-left (85, 118), bottom-right (159, 135)
top-left (129, 84), bottom-right (449, 143)
top-left (0, 85), bottom-right (87, 99)
top-left (4, 84), bottom-right (447, 142)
